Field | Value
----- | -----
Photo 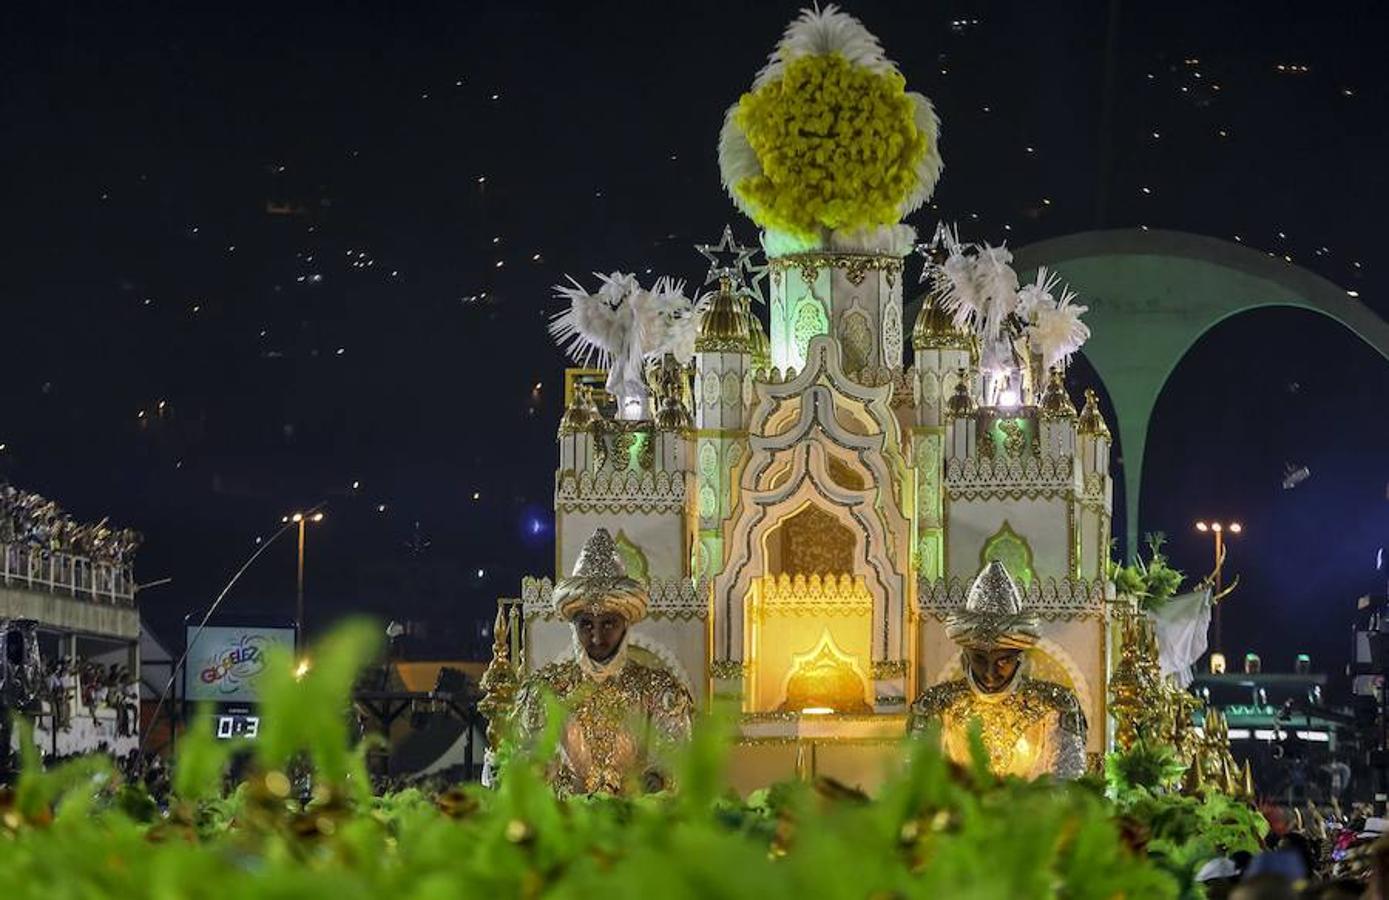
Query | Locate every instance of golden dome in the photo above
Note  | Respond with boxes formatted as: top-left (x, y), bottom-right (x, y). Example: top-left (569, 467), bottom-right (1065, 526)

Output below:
top-left (1039, 368), bottom-right (1077, 418)
top-left (695, 277), bottom-right (750, 353)
top-left (1077, 388), bottom-right (1111, 439)
top-left (912, 292), bottom-right (971, 350)
top-left (745, 304), bottom-right (771, 370)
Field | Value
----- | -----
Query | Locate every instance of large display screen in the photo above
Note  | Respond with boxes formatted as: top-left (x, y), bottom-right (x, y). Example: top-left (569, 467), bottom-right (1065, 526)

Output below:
top-left (184, 624), bottom-right (297, 704)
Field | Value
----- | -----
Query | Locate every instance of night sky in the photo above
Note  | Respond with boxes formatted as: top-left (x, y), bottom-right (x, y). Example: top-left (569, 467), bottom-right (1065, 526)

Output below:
top-left (1, 1), bottom-right (1385, 675)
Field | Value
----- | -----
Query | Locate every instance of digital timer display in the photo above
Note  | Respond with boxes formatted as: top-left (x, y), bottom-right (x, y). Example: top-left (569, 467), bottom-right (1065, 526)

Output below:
top-left (214, 714), bottom-right (261, 739)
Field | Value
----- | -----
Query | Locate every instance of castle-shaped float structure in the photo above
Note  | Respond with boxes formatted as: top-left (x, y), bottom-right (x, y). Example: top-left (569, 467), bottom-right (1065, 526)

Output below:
top-left (496, 6), bottom-right (1120, 790)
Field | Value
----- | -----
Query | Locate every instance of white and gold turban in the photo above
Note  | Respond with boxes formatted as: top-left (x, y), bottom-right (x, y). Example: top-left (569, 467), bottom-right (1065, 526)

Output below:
top-left (944, 561), bottom-right (1041, 650)
top-left (552, 528), bottom-right (648, 624)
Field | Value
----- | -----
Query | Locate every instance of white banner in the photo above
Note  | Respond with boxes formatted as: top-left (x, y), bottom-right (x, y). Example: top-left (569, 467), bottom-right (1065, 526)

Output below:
top-left (1149, 587), bottom-right (1213, 688)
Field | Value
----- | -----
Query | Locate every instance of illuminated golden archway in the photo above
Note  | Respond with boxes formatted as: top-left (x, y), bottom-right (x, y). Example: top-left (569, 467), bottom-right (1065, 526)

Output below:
top-left (747, 572), bottom-right (874, 712)
top-left (777, 629), bottom-right (872, 714)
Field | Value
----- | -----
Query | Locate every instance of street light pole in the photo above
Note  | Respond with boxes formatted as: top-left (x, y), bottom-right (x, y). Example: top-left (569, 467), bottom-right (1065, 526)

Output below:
top-left (1196, 519), bottom-right (1242, 656)
top-left (1213, 525), bottom-right (1224, 652)
top-left (283, 510), bottom-right (324, 636)
top-left (296, 516), bottom-right (306, 631)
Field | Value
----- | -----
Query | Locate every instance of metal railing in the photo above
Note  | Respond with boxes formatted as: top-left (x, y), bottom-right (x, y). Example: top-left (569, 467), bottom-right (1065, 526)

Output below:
top-left (0, 542), bottom-right (136, 606)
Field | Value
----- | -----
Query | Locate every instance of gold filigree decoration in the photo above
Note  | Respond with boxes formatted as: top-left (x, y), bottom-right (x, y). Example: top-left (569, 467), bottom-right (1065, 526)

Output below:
top-left (709, 660), bottom-right (747, 680)
top-left (870, 660), bottom-right (910, 679)
top-left (755, 573), bottom-right (872, 616)
top-left (839, 309), bottom-right (875, 373)
top-left (769, 253), bottom-right (905, 287)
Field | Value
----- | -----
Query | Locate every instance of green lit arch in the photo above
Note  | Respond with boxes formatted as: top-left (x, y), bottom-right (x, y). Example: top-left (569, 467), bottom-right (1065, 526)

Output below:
top-left (980, 520), bottom-right (1034, 587)
top-left (1009, 229), bottom-right (1389, 559)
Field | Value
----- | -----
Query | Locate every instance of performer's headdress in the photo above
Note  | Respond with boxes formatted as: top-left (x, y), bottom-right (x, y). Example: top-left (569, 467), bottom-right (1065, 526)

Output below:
top-left (944, 561), bottom-right (1040, 650)
top-left (552, 528), bottom-right (648, 624)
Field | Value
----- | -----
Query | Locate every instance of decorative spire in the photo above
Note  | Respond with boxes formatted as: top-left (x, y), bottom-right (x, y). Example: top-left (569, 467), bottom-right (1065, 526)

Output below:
top-left (1077, 388), bottom-right (1111, 438)
top-left (1182, 751), bottom-right (1206, 795)
top-left (651, 355), bottom-right (694, 432)
top-left (696, 276), bottom-right (751, 353)
top-left (477, 605), bottom-right (518, 750)
top-left (946, 369), bottom-right (976, 416)
top-left (557, 385), bottom-right (597, 436)
top-left (1039, 368), bottom-right (1077, 418)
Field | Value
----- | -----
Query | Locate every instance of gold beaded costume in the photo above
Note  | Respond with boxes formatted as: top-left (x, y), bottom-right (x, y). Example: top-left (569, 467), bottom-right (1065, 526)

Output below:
top-left (513, 528), bottom-right (693, 796)
top-left (908, 562), bottom-right (1087, 780)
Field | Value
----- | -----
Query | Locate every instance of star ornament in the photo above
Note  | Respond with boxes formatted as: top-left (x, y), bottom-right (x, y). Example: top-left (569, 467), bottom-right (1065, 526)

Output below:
top-left (695, 224), bottom-right (755, 286)
top-left (745, 259), bottom-right (770, 305)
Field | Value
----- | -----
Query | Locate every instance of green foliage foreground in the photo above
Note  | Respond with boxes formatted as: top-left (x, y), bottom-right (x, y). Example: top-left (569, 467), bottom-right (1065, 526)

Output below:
top-left (0, 621), bottom-right (1215, 899)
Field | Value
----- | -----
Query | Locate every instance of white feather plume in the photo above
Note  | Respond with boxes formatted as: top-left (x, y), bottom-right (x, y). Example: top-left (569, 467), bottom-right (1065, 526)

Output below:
top-left (934, 228), bottom-right (981, 331)
top-left (718, 106), bottom-right (761, 220)
top-left (826, 223), bottom-right (918, 255)
top-left (975, 244), bottom-right (1019, 344)
top-left (900, 92), bottom-right (944, 214)
top-left (635, 276), bottom-right (702, 365)
top-left (1026, 283), bottom-right (1090, 370)
top-left (753, 4), bottom-right (896, 88)
top-left (758, 227), bottom-right (821, 258)
top-left (1015, 266), bottom-right (1061, 323)
top-left (549, 272), bottom-right (700, 399)
top-left (549, 273), bottom-right (626, 368)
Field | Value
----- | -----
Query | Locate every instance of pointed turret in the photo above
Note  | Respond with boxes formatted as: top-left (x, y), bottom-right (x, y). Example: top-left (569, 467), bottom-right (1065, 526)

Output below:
top-left (693, 276), bottom-right (752, 581)
top-left (1038, 368), bottom-right (1077, 458)
top-left (651, 355), bottom-right (694, 432)
top-left (1077, 387), bottom-right (1112, 482)
top-left (944, 368), bottom-right (977, 460)
top-left (1039, 368), bottom-right (1077, 418)
top-left (695, 277), bottom-right (751, 432)
top-left (557, 385), bottom-right (601, 471)
top-left (912, 293), bottom-right (976, 430)
top-left (1078, 388), bottom-right (1111, 440)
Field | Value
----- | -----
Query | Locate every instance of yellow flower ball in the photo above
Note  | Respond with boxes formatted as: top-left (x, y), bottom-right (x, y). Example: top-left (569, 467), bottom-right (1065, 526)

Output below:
top-left (733, 54), bottom-right (929, 240)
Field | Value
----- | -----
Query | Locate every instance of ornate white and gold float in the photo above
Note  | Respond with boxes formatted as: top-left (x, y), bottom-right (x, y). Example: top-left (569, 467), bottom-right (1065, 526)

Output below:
top-left (488, 6), bottom-right (1124, 792)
